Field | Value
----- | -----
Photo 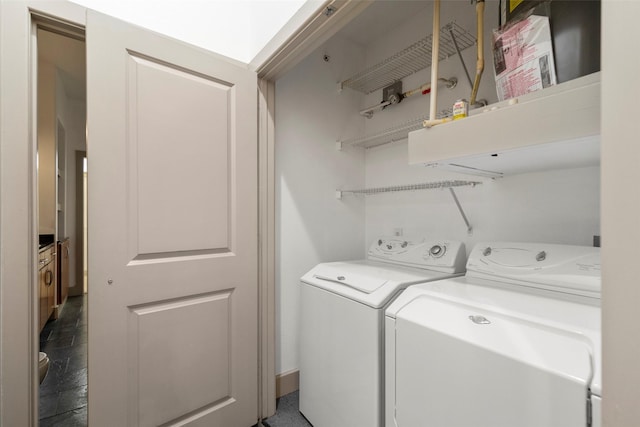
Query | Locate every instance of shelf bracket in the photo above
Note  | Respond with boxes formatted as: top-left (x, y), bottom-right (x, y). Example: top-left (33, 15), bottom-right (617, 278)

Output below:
top-left (449, 187), bottom-right (473, 235)
top-left (336, 181), bottom-right (478, 234)
top-left (448, 24), bottom-right (473, 89)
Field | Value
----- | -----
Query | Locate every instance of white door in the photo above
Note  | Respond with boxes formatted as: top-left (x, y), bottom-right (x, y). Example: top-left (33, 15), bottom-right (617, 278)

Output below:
top-left (87, 11), bottom-right (258, 427)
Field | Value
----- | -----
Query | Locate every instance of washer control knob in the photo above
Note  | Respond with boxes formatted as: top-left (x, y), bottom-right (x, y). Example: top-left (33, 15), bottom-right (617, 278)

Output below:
top-left (429, 245), bottom-right (445, 258)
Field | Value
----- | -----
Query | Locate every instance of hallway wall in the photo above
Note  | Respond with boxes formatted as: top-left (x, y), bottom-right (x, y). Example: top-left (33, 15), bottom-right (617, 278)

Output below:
top-left (55, 68), bottom-right (86, 295)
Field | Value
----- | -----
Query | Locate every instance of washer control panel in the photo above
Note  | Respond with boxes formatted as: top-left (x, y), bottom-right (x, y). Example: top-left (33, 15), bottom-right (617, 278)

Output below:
top-left (368, 237), bottom-right (466, 273)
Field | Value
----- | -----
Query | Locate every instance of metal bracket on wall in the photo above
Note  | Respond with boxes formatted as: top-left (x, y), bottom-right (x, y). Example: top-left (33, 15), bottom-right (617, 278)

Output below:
top-left (448, 187), bottom-right (473, 235)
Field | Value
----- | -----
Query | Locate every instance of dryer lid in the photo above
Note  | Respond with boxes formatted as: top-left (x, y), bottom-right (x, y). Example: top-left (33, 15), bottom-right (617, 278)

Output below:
top-left (394, 294), bottom-right (594, 426)
top-left (398, 294), bottom-right (594, 384)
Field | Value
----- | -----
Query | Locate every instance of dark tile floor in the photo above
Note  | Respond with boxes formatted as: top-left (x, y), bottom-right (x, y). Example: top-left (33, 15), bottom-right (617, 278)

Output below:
top-left (39, 295), bottom-right (88, 426)
top-left (263, 391), bottom-right (311, 427)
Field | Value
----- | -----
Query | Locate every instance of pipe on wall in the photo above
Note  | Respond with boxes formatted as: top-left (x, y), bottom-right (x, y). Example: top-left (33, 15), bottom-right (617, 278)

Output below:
top-left (470, 0), bottom-right (485, 105)
top-left (429, 0), bottom-right (441, 121)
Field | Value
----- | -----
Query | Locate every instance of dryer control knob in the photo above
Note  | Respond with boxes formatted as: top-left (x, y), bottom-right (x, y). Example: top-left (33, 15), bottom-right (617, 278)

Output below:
top-left (429, 245), bottom-right (445, 258)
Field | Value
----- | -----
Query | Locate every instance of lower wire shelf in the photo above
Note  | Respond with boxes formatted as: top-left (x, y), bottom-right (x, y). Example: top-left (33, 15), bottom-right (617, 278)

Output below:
top-left (336, 180), bottom-right (482, 235)
top-left (336, 179), bottom-right (481, 199)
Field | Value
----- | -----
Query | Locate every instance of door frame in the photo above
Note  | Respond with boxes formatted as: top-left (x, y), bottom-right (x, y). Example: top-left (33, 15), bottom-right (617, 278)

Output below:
top-left (253, 0), bottom-right (372, 416)
top-left (0, 3), bottom-right (86, 425)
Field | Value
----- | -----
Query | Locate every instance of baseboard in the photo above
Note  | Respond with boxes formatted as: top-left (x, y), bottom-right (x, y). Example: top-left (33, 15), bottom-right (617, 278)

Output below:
top-left (275, 369), bottom-right (299, 398)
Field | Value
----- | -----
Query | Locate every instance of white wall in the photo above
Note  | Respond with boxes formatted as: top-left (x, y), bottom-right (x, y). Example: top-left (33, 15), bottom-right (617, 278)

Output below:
top-left (275, 0), bottom-right (601, 378)
top-left (365, 140), bottom-right (600, 249)
top-left (38, 60), bottom-right (57, 235)
top-left (275, 36), bottom-right (367, 375)
top-left (55, 71), bottom-right (86, 295)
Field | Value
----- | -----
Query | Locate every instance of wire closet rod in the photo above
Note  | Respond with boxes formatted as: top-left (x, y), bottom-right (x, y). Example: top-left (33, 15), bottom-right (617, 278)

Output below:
top-left (338, 106), bottom-right (455, 150)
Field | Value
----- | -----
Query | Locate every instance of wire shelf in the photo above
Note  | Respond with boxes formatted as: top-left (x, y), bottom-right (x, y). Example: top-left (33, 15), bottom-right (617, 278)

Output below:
top-left (341, 22), bottom-right (476, 94)
top-left (341, 117), bottom-right (426, 150)
top-left (340, 109), bottom-right (454, 150)
top-left (337, 180), bottom-right (481, 198)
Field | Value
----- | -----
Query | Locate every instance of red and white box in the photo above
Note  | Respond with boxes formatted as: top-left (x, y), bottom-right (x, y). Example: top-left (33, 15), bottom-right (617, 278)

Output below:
top-left (492, 14), bottom-right (557, 101)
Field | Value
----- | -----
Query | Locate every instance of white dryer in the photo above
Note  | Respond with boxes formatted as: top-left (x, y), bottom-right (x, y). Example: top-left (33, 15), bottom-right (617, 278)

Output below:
top-left (385, 242), bottom-right (601, 427)
top-left (299, 237), bottom-right (466, 427)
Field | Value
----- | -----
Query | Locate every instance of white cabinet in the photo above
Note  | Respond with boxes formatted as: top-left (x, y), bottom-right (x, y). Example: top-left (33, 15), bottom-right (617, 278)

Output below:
top-left (408, 72), bottom-right (601, 177)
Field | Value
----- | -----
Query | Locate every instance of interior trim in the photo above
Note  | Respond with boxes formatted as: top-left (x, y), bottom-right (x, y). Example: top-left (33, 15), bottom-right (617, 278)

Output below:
top-left (254, 0), bottom-right (372, 81)
top-left (258, 78), bottom-right (277, 418)
top-left (253, 1), bottom-right (374, 416)
top-left (276, 369), bottom-right (300, 398)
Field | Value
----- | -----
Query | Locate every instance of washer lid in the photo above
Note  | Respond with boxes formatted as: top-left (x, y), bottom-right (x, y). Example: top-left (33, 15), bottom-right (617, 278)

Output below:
top-left (301, 260), bottom-right (461, 308)
top-left (310, 263), bottom-right (388, 294)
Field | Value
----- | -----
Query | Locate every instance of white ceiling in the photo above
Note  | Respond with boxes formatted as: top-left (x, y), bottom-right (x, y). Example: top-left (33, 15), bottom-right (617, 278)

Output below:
top-left (337, 0), bottom-right (432, 47)
top-left (37, 0), bottom-right (316, 103)
top-left (69, 0), bottom-right (310, 64)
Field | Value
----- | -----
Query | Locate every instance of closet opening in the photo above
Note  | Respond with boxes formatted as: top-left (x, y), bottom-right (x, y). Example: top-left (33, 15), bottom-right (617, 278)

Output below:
top-left (35, 23), bottom-right (88, 426)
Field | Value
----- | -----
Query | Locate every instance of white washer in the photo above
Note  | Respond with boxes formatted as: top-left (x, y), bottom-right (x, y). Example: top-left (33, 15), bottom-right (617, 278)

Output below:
top-left (385, 242), bottom-right (601, 427)
top-left (299, 237), bottom-right (466, 427)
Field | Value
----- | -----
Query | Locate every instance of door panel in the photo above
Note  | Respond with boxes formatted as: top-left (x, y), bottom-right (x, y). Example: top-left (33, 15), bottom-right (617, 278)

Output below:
top-left (87, 10), bottom-right (257, 427)
top-left (129, 292), bottom-right (233, 427)
top-left (127, 53), bottom-right (232, 257)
